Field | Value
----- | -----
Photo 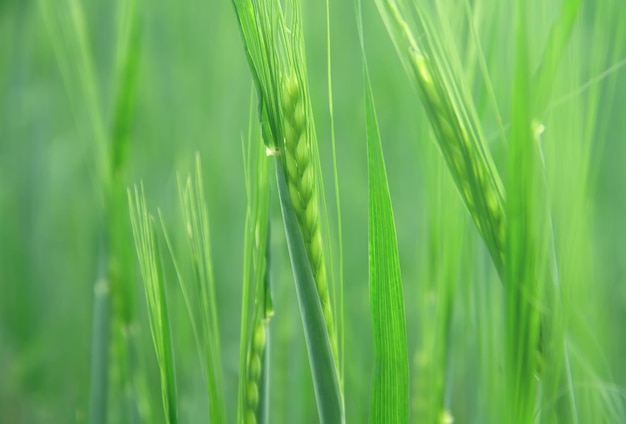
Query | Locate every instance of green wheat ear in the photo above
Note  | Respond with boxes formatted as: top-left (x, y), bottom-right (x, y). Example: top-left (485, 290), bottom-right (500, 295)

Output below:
top-left (128, 185), bottom-right (178, 424)
top-left (244, 322), bottom-right (266, 424)
top-left (238, 92), bottom-right (273, 424)
top-left (233, 0), bottom-right (344, 421)
top-left (281, 72), bottom-right (338, 363)
top-left (409, 50), bottom-right (505, 275)
top-left (376, 0), bottom-right (506, 275)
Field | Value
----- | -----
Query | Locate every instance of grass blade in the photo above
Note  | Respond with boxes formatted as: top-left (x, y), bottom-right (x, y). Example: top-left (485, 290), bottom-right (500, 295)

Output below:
top-left (111, 0), bottom-right (140, 176)
top-left (364, 77), bottom-right (410, 424)
top-left (325, 0), bottom-right (345, 383)
top-left (275, 159), bottom-right (344, 424)
top-left (356, 1), bottom-right (410, 420)
top-left (505, 2), bottom-right (548, 421)
top-left (533, 0), bottom-right (583, 114)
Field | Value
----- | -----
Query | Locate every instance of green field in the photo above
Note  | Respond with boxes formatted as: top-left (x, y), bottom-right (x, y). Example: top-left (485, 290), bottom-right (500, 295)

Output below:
top-left (1, 0), bottom-right (626, 422)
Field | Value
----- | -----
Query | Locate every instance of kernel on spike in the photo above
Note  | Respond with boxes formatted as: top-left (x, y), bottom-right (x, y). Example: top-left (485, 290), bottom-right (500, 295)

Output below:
top-left (316, 272), bottom-right (329, 300)
top-left (296, 136), bottom-right (309, 169)
top-left (294, 102), bottom-right (305, 131)
top-left (283, 121), bottom-right (296, 147)
top-left (244, 321), bottom-right (266, 423)
top-left (413, 52), bottom-right (432, 85)
top-left (288, 183), bottom-right (303, 214)
top-left (249, 354), bottom-right (262, 381)
top-left (282, 74), bottom-right (299, 117)
top-left (245, 410), bottom-right (257, 424)
top-left (301, 166), bottom-right (315, 202)
top-left (253, 323), bottom-right (266, 352)
top-left (308, 231), bottom-right (322, 264)
top-left (485, 180), bottom-right (500, 215)
top-left (304, 198), bottom-right (318, 235)
top-left (247, 381), bottom-right (259, 410)
top-left (409, 51), bottom-right (443, 111)
top-left (285, 149), bottom-right (299, 186)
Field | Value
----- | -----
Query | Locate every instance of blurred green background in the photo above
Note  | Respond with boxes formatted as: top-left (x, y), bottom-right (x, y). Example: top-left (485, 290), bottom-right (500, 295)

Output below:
top-left (1, 0), bottom-right (625, 422)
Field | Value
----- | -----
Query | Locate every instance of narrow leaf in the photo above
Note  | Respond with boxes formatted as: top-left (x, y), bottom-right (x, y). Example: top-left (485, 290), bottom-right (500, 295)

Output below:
top-left (533, 0), bottom-right (583, 114)
top-left (505, 2), bottom-right (549, 422)
top-left (275, 159), bottom-right (345, 424)
top-left (364, 74), bottom-right (410, 424)
top-left (357, 1), bottom-right (410, 421)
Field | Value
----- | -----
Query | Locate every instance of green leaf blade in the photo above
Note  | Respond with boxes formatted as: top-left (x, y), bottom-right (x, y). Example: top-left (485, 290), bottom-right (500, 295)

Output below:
top-left (505, 2), bottom-right (546, 422)
top-left (275, 159), bottom-right (345, 424)
top-left (357, 0), bottom-right (409, 419)
top-left (364, 69), bottom-right (410, 424)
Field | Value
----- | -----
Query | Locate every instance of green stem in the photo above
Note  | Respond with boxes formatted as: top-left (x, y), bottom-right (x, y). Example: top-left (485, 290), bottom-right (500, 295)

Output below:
top-left (89, 238), bottom-right (111, 424)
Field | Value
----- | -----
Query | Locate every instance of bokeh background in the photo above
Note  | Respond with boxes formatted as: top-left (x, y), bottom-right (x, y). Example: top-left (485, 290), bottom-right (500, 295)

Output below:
top-left (1, 0), bottom-right (625, 422)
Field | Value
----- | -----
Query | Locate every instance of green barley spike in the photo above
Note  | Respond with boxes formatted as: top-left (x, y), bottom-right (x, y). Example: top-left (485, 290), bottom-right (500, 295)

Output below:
top-left (281, 72), bottom-right (338, 364)
top-left (233, 0), bottom-right (344, 420)
top-left (245, 321), bottom-right (267, 424)
top-left (377, 0), bottom-right (506, 276)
